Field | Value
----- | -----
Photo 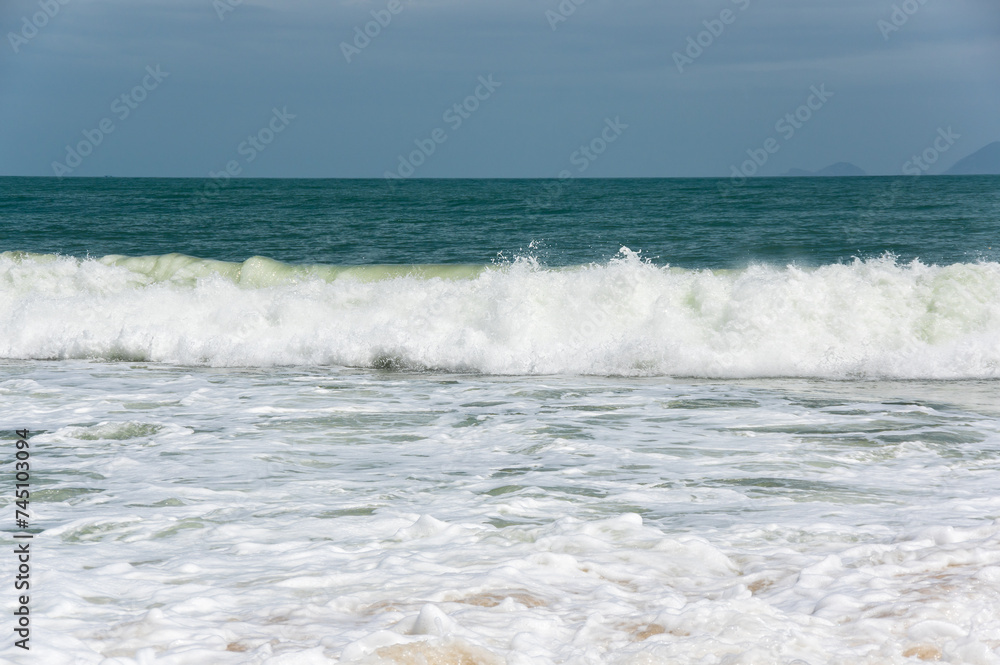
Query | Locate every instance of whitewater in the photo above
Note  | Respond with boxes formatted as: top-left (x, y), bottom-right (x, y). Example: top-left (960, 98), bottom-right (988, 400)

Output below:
top-left (3, 360), bottom-right (1000, 664)
top-left (3, 176), bottom-right (1000, 664)
top-left (2, 250), bottom-right (1000, 378)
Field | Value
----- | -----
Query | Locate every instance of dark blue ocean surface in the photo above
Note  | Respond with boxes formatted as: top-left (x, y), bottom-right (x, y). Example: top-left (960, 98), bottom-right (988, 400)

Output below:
top-left (1, 176), bottom-right (998, 267)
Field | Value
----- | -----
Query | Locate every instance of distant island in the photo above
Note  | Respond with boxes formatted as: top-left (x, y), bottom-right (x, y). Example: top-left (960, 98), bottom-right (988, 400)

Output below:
top-left (945, 141), bottom-right (1000, 175)
top-left (781, 162), bottom-right (867, 177)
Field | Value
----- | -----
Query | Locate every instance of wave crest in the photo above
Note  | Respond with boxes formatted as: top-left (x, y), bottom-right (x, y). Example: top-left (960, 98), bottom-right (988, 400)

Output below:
top-left (2, 251), bottom-right (999, 378)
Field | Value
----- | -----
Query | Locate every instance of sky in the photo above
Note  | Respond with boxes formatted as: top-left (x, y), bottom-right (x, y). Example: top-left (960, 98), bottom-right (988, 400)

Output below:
top-left (1, 0), bottom-right (998, 178)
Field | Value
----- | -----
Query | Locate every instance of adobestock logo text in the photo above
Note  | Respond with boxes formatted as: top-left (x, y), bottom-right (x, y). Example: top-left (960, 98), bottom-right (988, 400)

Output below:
top-left (51, 65), bottom-right (170, 176)
top-left (7, 0), bottom-right (70, 54)
top-left (902, 127), bottom-right (959, 176)
top-left (673, 0), bottom-right (751, 74)
top-left (384, 75), bottom-right (501, 181)
top-left (724, 84), bottom-right (833, 186)
top-left (196, 107), bottom-right (296, 202)
top-left (341, 0), bottom-right (413, 64)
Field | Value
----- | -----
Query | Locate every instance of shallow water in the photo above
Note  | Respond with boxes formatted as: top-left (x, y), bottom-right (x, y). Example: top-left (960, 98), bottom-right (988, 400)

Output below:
top-left (3, 362), bottom-right (1000, 663)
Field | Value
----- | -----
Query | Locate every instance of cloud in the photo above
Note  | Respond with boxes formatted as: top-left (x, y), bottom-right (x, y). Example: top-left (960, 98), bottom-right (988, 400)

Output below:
top-left (1, 0), bottom-right (998, 176)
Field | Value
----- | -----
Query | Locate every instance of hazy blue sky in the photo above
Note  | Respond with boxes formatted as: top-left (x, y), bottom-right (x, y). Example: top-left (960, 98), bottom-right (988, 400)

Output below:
top-left (2, 0), bottom-right (998, 177)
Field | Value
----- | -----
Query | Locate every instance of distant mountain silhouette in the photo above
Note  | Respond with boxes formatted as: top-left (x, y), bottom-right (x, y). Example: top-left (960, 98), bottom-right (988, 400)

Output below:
top-left (781, 162), bottom-right (866, 177)
top-left (945, 141), bottom-right (1000, 175)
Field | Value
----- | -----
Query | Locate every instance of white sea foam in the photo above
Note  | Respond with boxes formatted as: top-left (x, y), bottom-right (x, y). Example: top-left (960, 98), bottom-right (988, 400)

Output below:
top-left (3, 365), bottom-right (1000, 663)
top-left (2, 250), bottom-right (999, 378)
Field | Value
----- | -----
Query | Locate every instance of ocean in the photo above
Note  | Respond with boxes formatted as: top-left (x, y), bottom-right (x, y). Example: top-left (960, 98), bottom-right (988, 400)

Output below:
top-left (2, 176), bottom-right (1000, 664)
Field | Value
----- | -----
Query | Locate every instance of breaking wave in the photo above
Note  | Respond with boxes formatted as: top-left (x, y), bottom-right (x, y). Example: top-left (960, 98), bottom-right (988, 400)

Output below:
top-left (2, 250), bottom-right (999, 378)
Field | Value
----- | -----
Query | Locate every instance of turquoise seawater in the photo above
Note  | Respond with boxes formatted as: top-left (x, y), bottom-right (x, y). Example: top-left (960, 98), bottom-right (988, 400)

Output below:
top-left (2, 176), bottom-right (1000, 664)
top-left (3, 176), bottom-right (999, 267)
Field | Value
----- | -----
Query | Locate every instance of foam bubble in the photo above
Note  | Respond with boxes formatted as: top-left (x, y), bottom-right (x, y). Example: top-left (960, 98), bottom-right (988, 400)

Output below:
top-left (2, 251), bottom-right (999, 378)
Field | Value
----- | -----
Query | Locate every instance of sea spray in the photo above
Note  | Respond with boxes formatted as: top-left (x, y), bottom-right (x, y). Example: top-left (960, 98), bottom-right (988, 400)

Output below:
top-left (1, 251), bottom-right (999, 378)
